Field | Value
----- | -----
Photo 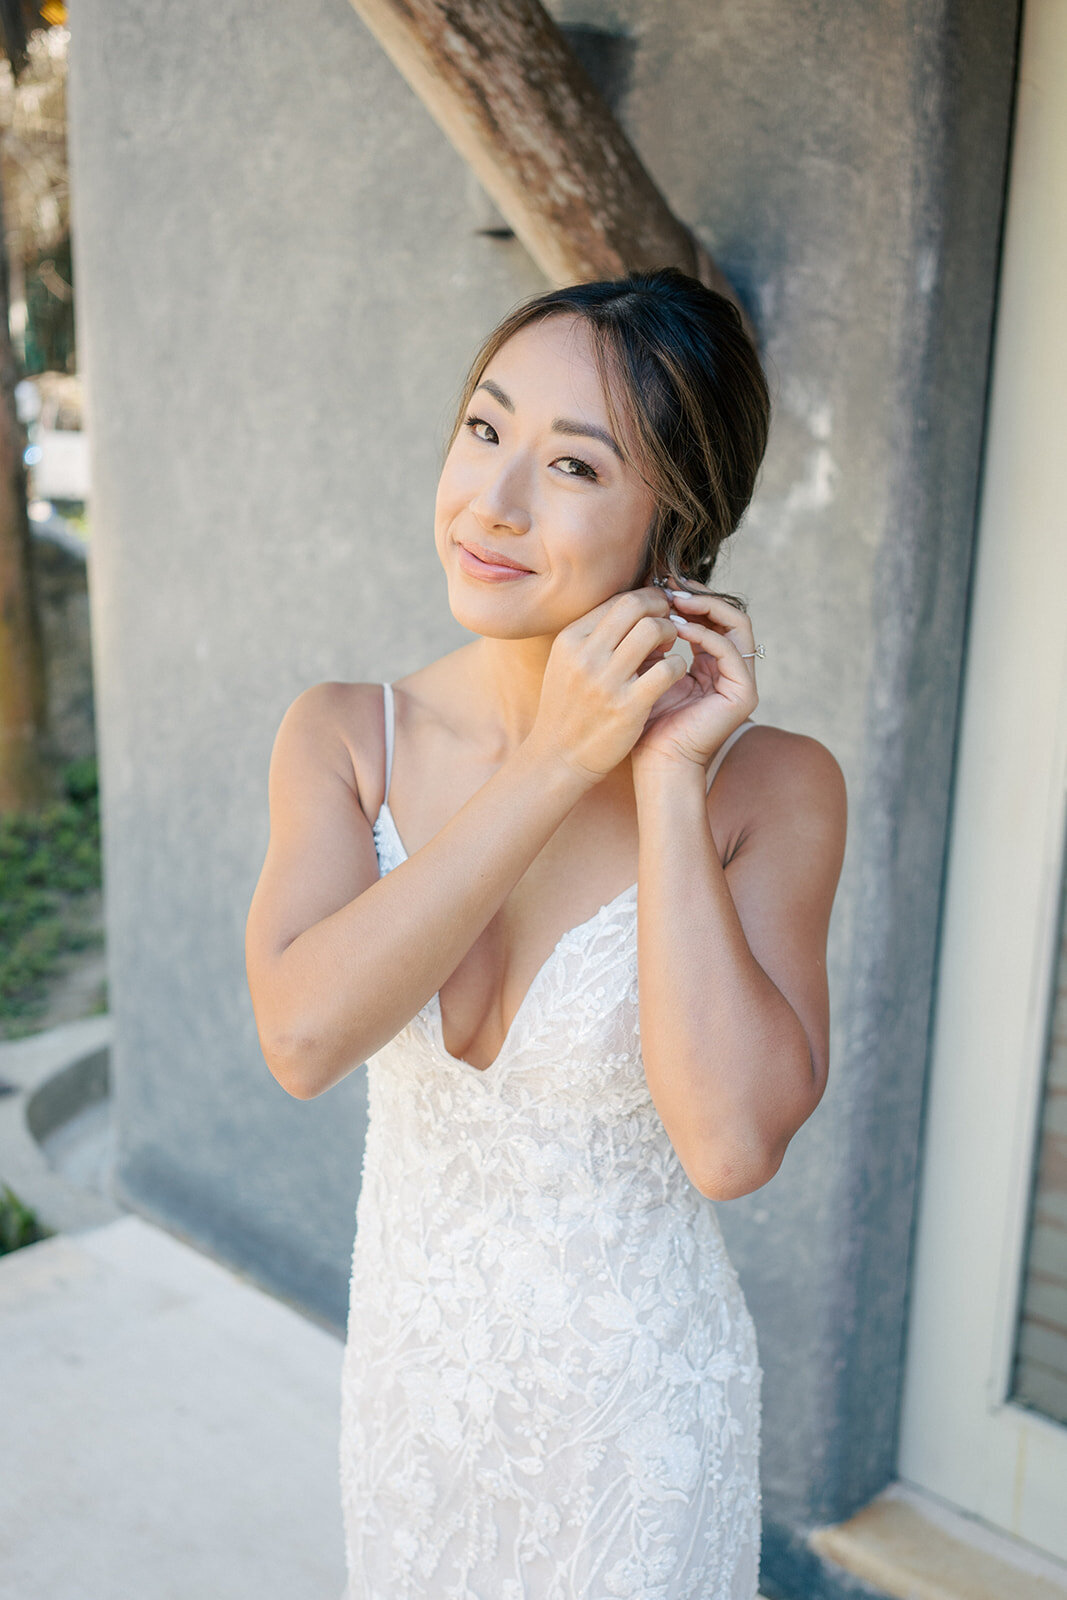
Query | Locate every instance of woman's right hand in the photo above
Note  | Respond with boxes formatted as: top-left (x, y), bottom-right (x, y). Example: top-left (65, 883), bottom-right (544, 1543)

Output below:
top-left (526, 585), bottom-right (690, 787)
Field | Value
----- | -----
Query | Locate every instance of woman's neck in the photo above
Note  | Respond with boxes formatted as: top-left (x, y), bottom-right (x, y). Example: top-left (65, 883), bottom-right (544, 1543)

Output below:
top-left (466, 633), bottom-right (557, 753)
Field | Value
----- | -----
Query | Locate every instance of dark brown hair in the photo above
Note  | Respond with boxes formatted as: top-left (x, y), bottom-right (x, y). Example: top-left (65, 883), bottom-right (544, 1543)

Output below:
top-left (443, 267), bottom-right (770, 609)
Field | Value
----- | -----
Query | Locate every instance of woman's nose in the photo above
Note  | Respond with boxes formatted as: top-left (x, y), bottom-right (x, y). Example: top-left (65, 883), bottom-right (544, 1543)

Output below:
top-left (469, 459), bottom-right (532, 533)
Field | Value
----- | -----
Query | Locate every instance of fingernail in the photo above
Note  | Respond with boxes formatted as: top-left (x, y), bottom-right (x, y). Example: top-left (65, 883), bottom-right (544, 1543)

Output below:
top-left (668, 611), bottom-right (688, 624)
top-left (669, 589), bottom-right (696, 601)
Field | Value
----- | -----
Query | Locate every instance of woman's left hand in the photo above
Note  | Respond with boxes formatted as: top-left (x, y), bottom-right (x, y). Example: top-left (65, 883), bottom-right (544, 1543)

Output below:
top-left (630, 587), bottom-right (760, 773)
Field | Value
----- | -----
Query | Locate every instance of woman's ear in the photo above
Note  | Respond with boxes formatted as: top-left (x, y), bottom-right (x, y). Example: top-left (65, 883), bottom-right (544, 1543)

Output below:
top-left (629, 541), bottom-right (660, 592)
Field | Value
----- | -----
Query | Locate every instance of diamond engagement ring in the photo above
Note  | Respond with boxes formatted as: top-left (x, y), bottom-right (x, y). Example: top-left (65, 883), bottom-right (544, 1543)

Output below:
top-left (741, 645), bottom-right (766, 659)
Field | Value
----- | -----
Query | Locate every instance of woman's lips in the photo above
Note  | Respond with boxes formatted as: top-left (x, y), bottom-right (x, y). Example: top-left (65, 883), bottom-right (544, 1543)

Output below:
top-left (457, 542), bottom-right (534, 582)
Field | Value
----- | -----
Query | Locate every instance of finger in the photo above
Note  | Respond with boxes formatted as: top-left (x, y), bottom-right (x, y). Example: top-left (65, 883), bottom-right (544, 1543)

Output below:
top-left (584, 585), bottom-right (672, 648)
top-left (633, 649), bottom-right (688, 706)
top-left (613, 614), bottom-right (680, 678)
top-left (668, 588), bottom-right (753, 635)
top-left (672, 615), bottom-right (755, 684)
top-left (666, 583), bottom-right (734, 605)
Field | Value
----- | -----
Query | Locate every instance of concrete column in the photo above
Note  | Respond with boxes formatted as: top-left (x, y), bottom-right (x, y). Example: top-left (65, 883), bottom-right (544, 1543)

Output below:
top-left (67, 2), bottom-right (1019, 1592)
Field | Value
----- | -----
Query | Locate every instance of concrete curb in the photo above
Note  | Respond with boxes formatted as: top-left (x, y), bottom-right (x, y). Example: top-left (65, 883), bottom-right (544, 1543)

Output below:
top-left (0, 1013), bottom-right (121, 1234)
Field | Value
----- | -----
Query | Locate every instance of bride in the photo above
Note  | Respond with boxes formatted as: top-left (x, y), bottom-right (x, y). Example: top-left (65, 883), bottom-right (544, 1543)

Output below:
top-left (246, 267), bottom-right (847, 1599)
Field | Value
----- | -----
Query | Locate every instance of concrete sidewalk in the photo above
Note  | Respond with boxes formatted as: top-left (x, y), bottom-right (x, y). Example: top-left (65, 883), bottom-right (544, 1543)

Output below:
top-left (0, 1214), bottom-right (347, 1600)
top-left (0, 1017), bottom-right (347, 1600)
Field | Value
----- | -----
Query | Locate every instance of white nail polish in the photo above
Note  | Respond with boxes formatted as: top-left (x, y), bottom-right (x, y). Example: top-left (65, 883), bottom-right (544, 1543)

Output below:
top-left (668, 611), bottom-right (688, 624)
top-left (668, 589), bottom-right (695, 601)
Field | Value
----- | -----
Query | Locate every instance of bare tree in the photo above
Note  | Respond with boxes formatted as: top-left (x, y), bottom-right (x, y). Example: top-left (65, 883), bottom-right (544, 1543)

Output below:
top-left (0, 8), bottom-right (68, 811)
top-left (345, 0), bottom-right (748, 331)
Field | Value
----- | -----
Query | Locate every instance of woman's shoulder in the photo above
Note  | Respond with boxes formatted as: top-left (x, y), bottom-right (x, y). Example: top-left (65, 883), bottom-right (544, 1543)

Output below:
top-left (285, 654), bottom-right (468, 818)
top-left (735, 719), bottom-right (843, 769)
top-left (281, 678), bottom-right (383, 745)
top-left (276, 680), bottom-right (390, 820)
top-left (721, 720), bottom-right (846, 817)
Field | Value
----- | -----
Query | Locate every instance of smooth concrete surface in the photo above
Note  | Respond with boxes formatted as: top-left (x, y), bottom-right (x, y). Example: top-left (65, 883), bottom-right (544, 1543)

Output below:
top-left (65, 3), bottom-right (1021, 1596)
top-left (0, 1214), bottom-right (346, 1600)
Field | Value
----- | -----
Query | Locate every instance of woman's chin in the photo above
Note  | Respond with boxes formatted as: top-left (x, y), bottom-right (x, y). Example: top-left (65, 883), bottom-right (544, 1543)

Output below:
top-left (446, 585), bottom-right (552, 640)
top-left (448, 599), bottom-right (542, 640)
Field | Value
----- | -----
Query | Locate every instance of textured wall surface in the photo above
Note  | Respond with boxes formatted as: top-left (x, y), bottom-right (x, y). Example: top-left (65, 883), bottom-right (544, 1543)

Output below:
top-left (67, 2), bottom-right (1018, 1593)
top-left (30, 521), bottom-right (96, 768)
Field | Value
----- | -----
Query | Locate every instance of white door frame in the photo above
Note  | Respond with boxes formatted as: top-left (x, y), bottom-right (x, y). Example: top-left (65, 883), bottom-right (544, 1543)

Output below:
top-left (897, 0), bottom-right (1067, 1560)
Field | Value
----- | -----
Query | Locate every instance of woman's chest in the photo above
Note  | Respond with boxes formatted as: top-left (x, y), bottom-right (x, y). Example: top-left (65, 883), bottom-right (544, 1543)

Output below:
top-left (374, 803), bottom-right (645, 1084)
top-left (375, 795), bottom-right (644, 1073)
top-left (434, 864), bottom-right (643, 1071)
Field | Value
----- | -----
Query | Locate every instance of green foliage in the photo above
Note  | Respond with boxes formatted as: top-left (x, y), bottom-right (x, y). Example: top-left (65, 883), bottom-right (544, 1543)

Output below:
top-left (0, 1183), bottom-right (52, 1255)
top-left (0, 759), bottom-right (103, 1030)
top-left (62, 757), bottom-right (98, 805)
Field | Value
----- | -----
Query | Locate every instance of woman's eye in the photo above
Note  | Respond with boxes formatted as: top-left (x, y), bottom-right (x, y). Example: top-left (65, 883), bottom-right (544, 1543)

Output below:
top-left (463, 415), bottom-right (498, 444)
top-left (555, 455), bottom-right (598, 481)
top-left (462, 416), bottom-right (598, 482)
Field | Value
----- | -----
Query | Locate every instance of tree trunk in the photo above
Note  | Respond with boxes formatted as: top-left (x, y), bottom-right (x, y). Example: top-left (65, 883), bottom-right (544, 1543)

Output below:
top-left (0, 172), bottom-right (50, 814)
top-left (344, 0), bottom-right (749, 329)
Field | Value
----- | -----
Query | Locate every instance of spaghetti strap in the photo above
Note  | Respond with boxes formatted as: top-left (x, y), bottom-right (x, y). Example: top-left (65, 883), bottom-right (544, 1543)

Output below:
top-left (705, 719), bottom-right (757, 792)
top-left (381, 682), bottom-right (395, 809)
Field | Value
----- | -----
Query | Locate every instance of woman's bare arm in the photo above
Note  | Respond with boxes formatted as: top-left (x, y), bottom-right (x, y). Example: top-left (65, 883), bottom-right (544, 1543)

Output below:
top-left (634, 731), bottom-right (846, 1199)
top-left (244, 681), bottom-right (592, 1099)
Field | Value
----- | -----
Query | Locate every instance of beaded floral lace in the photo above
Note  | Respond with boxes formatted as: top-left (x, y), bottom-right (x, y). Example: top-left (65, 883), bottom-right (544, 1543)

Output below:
top-left (339, 722), bottom-right (762, 1600)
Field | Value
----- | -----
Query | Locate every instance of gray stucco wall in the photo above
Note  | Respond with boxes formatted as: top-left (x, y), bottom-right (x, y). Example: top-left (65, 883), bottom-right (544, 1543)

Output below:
top-left (67, 2), bottom-right (1018, 1595)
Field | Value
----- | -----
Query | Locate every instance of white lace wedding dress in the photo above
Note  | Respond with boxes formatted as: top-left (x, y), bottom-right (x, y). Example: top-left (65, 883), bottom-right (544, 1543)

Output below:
top-left (339, 683), bottom-right (762, 1600)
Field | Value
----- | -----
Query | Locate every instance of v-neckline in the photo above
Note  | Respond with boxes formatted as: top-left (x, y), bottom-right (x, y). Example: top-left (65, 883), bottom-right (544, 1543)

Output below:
top-left (374, 800), bottom-right (638, 1076)
top-left (371, 712), bottom-right (756, 1076)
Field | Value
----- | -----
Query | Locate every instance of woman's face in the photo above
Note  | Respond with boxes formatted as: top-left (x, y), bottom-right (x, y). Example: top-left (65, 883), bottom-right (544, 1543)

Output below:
top-left (434, 313), bottom-right (659, 639)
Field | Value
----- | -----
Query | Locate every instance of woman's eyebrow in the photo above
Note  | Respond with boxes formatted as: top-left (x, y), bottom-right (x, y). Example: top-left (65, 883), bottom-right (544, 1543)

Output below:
top-left (474, 379), bottom-right (623, 462)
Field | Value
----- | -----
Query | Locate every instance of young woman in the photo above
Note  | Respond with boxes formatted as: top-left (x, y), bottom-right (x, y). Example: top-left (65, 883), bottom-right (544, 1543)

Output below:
top-left (245, 267), bottom-right (847, 1599)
